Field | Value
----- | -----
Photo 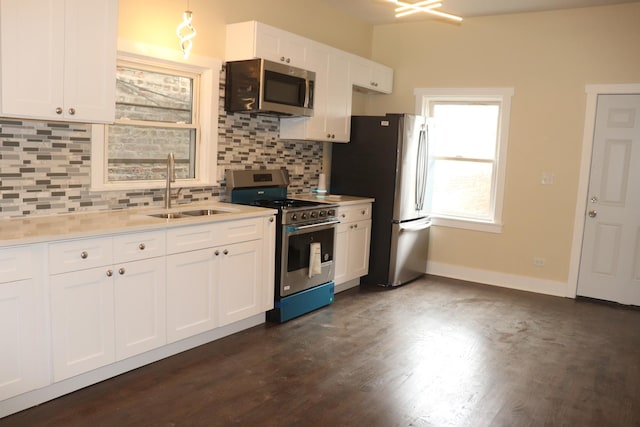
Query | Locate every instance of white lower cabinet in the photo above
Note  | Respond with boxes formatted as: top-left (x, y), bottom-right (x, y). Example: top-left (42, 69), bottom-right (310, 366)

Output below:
top-left (0, 245), bottom-right (48, 401)
top-left (217, 239), bottom-right (263, 327)
top-left (334, 203), bottom-right (372, 287)
top-left (50, 267), bottom-right (116, 381)
top-left (166, 248), bottom-right (218, 343)
top-left (114, 257), bottom-right (166, 360)
top-left (49, 231), bottom-right (166, 381)
top-left (166, 216), bottom-right (274, 341)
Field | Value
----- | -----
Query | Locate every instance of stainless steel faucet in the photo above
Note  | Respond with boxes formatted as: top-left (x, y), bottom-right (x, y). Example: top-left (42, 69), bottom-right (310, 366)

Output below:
top-left (165, 152), bottom-right (176, 209)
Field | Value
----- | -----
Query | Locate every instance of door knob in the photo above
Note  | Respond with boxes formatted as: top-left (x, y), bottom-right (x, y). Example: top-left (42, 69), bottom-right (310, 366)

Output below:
top-left (588, 210), bottom-right (597, 218)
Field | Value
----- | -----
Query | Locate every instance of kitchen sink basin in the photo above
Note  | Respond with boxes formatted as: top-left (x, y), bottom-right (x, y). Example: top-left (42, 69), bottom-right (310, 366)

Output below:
top-left (181, 209), bottom-right (227, 216)
top-left (146, 207), bottom-right (232, 219)
top-left (147, 212), bottom-right (186, 219)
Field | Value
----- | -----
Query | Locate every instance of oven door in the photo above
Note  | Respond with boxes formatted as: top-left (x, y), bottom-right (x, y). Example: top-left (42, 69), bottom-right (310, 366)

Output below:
top-left (280, 220), bottom-right (337, 297)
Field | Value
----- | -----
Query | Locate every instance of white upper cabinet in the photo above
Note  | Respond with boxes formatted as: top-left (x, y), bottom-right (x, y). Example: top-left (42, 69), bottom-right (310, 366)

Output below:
top-left (226, 21), bottom-right (307, 67)
top-left (349, 55), bottom-right (394, 94)
top-left (225, 21), bottom-right (394, 143)
top-left (0, 0), bottom-right (117, 123)
top-left (280, 43), bottom-right (352, 143)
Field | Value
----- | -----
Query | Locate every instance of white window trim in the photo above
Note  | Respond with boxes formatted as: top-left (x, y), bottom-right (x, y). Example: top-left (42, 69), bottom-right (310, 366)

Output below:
top-left (414, 87), bottom-right (514, 233)
top-left (91, 39), bottom-right (221, 191)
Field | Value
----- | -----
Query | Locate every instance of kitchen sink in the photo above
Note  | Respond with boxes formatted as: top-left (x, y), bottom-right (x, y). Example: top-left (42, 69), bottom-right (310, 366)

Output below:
top-left (146, 207), bottom-right (232, 219)
top-left (181, 209), bottom-right (227, 216)
top-left (147, 212), bottom-right (186, 219)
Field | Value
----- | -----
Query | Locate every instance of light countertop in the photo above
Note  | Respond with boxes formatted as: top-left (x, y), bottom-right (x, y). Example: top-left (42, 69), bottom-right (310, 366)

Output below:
top-left (292, 194), bottom-right (375, 206)
top-left (0, 201), bottom-right (276, 248)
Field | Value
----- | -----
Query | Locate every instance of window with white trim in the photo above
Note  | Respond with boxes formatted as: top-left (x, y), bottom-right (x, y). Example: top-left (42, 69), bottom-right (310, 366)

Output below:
top-left (92, 42), bottom-right (220, 191)
top-left (415, 88), bottom-right (514, 233)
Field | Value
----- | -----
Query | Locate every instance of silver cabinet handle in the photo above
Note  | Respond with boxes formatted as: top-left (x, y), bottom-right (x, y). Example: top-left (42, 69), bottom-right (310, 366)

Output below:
top-left (119, 267), bottom-right (125, 275)
top-left (139, 243), bottom-right (146, 250)
top-left (588, 210), bottom-right (597, 218)
top-left (269, 217), bottom-right (274, 223)
top-left (80, 251), bottom-right (88, 259)
top-left (55, 107), bottom-right (63, 114)
top-left (215, 250), bottom-right (219, 256)
top-left (280, 56), bottom-right (285, 62)
top-left (223, 249), bottom-right (229, 255)
top-left (106, 270), bottom-right (113, 277)
top-left (68, 107), bottom-right (76, 115)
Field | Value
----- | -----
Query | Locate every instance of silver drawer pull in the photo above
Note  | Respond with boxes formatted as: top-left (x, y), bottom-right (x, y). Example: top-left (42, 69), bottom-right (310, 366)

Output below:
top-left (223, 249), bottom-right (229, 255)
top-left (106, 270), bottom-right (113, 277)
top-left (139, 243), bottom-right (146, 250)
top-left (80, 251), bottom-right (88, 259)
top-left (119, 267), bottom-right (126, 275)
top-left (215, 250), bottom-right (220, 256)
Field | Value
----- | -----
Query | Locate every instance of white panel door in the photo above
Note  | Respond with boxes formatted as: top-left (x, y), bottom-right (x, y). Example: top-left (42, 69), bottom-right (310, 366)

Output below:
top-left (217, 240), bottom-right (263, 327)
top-left (114, 257), bottom-right (166, 360)
top-left (50, 268), bottom-right (115, 381)
top-left (578, 94), bottom-right (640, 305)
top-left (166, 249), bottom-right (217, 343)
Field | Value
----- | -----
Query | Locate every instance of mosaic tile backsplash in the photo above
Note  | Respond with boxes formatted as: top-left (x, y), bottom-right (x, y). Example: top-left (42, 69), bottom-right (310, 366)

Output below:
top-left (0, 78), bottom-right (324, 218)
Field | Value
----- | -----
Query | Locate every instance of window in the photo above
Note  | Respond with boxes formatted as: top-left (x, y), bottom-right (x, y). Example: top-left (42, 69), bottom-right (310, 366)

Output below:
top-left (92, 41), bottom-right (221, 190)
top-left (415, 88), bottom-right (514, 233)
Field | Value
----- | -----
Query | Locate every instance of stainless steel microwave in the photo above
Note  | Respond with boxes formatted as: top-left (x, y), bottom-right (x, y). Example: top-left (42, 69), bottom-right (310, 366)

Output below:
top-left (224, 58), bottom-right (315, 117)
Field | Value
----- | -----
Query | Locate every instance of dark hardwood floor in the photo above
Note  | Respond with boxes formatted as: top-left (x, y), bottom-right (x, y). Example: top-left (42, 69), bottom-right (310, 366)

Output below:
top-left (2, 276), bottom-right (640, 427)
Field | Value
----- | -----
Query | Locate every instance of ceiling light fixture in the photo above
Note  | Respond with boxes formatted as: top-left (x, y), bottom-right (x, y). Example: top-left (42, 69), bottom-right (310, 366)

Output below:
top-left (176, 1), bottom-right (197, 59)
top-left (389, 0), bottom-right (463, 22)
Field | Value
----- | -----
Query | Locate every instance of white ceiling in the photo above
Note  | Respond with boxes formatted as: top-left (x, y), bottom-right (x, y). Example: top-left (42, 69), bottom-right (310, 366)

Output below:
top-left (320, 0), bottom-right (640, 24)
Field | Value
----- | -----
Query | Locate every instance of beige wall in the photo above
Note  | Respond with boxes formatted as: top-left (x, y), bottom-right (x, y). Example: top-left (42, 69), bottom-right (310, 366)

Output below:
top-left (368, 3), bottom-right (640, 283)
top-left (117, 0), bottom-right (373, 60)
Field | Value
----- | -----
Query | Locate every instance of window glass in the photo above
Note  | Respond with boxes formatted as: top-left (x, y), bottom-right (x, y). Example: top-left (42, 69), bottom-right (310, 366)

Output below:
top-left (107, 63), bottom-right (198, 182)
top-left (416, 87), bottom-right (513, 232)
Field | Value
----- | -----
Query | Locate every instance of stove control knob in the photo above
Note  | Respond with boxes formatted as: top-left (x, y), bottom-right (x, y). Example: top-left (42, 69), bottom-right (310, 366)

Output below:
top-left (327, 209), bottom-right (336, 217)
top-left (319, 210), bottom-right (326, 217)
top-left (310, 211), bottom-right (317, 218)
top-left (301, 212), bottom-right (308, 220)
top-left (291, 213), bottom-right (298, 221)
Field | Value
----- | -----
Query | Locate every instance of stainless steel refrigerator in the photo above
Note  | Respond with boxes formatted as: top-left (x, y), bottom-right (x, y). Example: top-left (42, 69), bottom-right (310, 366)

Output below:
top-left (330, 113), bottom-right (431, 287)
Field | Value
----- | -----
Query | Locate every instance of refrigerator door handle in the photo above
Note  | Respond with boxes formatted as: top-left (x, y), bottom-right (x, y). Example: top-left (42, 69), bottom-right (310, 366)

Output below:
top-left (415, 128), bottom-right (428, 211)
top-left (399, 218), bottom-right (432, 232)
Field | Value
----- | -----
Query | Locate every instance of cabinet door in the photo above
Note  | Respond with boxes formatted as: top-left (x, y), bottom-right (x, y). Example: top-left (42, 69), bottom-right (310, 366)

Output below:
top-left (166, 249), bottom-right (217, 343)
top-left (0, 0), bottom-right (117, 122)
top-left (348, 219), bottom-right (372, 279)
top-left (217, 240), bottom-right (263, 327)
top-left (325, 51), bottom-right (351, 142)
top-left (262, 216), bottom-right (276, 311)
top-left (114, 258), bottom-right (166, 360)
top-left (63, 0), bottom-right (117, 122)
top-left (333, 222), bottom-right (350, 285)
top-left (50, 268), bottom-right (115, 381)
top-left (255, 22), bottom-right (306, 67)
top-left (0, 0), bottom-right (65, 119)
top-left (0, 279), bottom-right (48, 400)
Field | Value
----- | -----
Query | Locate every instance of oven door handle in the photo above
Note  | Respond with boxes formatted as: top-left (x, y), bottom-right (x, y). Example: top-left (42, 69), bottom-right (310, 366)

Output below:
top-left (286, 219), bottom-right (340, 232)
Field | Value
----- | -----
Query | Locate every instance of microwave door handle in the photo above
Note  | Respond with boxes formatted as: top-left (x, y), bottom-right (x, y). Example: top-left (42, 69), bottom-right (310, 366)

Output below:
top-left (304, 79), bottom-right (310, 108)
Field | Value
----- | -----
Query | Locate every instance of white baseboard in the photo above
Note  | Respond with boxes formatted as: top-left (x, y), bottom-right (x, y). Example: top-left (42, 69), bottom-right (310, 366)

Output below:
top-left (426, 261), bottom-right (570, 298)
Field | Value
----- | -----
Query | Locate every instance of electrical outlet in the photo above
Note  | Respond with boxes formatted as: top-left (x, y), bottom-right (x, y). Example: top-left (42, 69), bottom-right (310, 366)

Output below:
top-left (540, 172), bottom-right (555, 185)
top-left (533, 257), bottom-right (545, 267)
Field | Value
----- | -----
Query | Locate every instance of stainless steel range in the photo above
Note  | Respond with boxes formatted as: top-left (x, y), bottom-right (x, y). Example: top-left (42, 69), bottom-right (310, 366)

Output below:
top-left (226, 169), bottom-right (338, 322)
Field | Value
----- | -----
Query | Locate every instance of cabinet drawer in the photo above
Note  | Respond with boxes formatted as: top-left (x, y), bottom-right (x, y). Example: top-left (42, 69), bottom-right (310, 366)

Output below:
top-left (113, 230), bottom-right (166, 263)
top-left (49, 237), bottom-right (113, 275)
top-left (0, 246), bottom-right (33, 283)
top-left (215, 218), bottom-right (263, 246)
top-left (166, 223), bottom-right (217, 254)
top-left (167, 218), bottom-right (264, 254)
top-left (337, 204), bottom-right (372, 223)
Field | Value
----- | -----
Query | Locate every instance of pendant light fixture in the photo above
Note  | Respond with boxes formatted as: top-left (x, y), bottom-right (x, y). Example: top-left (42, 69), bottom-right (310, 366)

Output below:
top-left (176, 0), bottom-right (197, 59)
top-left (389, 0), bottom-right (463, 22)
